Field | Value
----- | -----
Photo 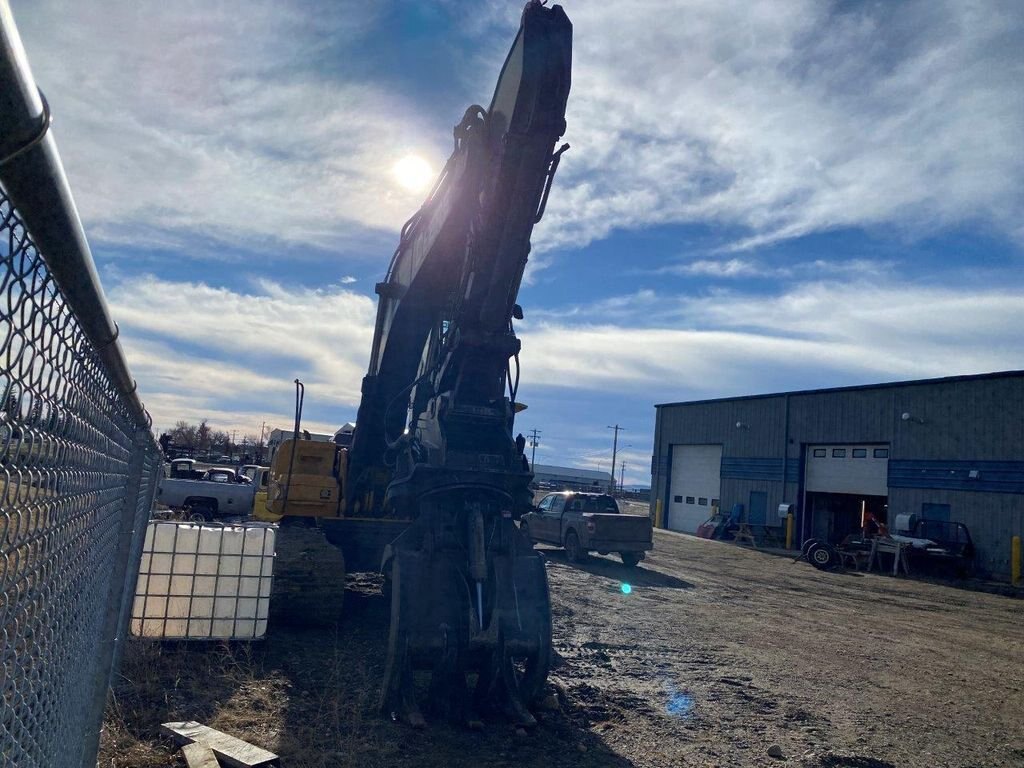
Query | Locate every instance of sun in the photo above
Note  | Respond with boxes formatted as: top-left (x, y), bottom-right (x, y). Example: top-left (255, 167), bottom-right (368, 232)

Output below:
top-left (392, 155), bottom-right (434, 193)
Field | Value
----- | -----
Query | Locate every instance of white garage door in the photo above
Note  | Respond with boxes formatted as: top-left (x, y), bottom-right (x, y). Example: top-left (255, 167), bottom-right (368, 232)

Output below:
top-left (667, 444), bottom-right (722, 533)
top-left (805, 445), bottom-right (888, 496)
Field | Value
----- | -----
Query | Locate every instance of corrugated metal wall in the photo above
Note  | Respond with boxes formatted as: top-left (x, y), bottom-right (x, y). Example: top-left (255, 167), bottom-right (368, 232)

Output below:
top-left (652, 372), bottom-right (1024, 579)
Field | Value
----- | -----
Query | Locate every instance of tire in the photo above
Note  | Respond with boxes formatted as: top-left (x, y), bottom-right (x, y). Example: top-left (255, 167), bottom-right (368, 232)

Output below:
top-left (520, 521), bottom-right (532, 544)
top-left (619, 551), bottom-right (642, 567)
top-left (801, 538), bottom-right (819, 559)
top-left (564, 530), bottom-right (584, 563)
top-left (807, 542), bottom-right (839, 571)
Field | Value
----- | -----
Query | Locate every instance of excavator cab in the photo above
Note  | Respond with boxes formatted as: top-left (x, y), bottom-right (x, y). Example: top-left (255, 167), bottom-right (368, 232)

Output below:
top-left (265, 438), bottom-right (346, 519)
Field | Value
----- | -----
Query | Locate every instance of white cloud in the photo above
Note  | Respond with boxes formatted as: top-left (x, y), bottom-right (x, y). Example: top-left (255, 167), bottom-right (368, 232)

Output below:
top-left (12, 0), bottom-right (447, 254)
top-left (107, 275), bottom-right (376, 429)
top-left (518, 280), bottom-right (1024, 399)
top-left (536, 0), bottom-right (1024, 252)
top-left (672, 258), bottom-right (763, 278)
top-left (658, 257), bottom-right (893, 279)
top-left (14, 0), bottom-right (1019, 259)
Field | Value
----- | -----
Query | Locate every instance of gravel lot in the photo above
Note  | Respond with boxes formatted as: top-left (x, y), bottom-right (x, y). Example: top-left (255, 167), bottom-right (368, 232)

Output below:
top-left (102, 529), bottom-right (1024, 768)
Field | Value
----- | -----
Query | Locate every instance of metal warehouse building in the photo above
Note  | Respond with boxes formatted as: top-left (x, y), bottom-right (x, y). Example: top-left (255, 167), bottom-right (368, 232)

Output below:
top-left (532, 463), bottom-right (612, 491)
top-left (651, 370), bottom-right (1024, 579)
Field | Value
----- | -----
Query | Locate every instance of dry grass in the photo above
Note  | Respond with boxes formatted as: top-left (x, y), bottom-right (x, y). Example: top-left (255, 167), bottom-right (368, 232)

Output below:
top-left (99, 574), bottom-right (628, 768)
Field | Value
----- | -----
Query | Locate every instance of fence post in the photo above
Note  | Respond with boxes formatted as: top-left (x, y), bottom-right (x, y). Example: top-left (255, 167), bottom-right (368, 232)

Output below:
top-left (79, 427), bottom-right (156, 768)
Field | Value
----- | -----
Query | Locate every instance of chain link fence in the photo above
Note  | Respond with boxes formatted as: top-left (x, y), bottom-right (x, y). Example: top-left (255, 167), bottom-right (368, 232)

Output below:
top-left (1, 5), bottom-right (163, 766)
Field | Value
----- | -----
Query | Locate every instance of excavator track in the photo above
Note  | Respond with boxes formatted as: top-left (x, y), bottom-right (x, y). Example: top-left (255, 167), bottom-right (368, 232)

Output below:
top-left (269, 522), bottom-right (347, 627)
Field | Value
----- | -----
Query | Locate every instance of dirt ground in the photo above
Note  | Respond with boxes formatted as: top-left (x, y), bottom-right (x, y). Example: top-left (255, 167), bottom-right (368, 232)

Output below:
top-left (101, 529), bottom-right (1024, 768)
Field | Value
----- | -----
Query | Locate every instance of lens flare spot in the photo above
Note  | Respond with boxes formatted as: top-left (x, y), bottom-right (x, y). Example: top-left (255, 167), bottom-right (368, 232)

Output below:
top-left (620, 583), bottom-right (632, 594)
top-left (666, 691), bottom-right (694, 718)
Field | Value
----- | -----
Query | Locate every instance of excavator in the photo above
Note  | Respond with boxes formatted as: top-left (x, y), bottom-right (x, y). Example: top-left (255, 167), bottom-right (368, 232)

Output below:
top-left (263, 0), bottom-right (572, 727)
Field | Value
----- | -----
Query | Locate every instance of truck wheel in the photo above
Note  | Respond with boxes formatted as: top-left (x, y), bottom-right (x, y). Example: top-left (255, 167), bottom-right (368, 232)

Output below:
top-left (183, 499), bottom-right (214, 522)
top-left (564, 530), bottom-right (584, 563)
top-left (619, 551), bottom-right (642, 567)
top-left (807, 542), bottom-right (839, 571)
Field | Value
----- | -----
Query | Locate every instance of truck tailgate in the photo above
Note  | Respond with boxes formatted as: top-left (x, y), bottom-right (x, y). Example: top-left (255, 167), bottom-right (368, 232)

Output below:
top-left (585, 513), bottom-right (653, 543)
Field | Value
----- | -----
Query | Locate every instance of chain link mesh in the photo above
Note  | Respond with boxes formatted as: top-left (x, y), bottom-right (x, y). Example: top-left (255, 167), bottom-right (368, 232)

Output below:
top-left (0, 188), bottom-right (161, 767)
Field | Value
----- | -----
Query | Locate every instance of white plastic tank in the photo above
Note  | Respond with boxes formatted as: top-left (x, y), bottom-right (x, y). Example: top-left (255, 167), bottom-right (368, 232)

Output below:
top-left (131, 521), bottom-right (276, 640)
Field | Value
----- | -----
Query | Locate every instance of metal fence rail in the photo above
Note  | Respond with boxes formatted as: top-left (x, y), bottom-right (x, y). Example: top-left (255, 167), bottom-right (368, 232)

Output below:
top-left (0, 4), bottom-right (162, 767)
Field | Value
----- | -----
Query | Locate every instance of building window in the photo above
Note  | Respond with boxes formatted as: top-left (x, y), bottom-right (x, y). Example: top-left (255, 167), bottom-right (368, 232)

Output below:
top-left (832, 448), bottom-right (846, 458)
top-left (674, 495), bottom-right (683, 503)
top-left (711, 498), bottom-right (720, 507)
top-left (852, 448), bottom-right (867, 458)
top-left (874, 448), bottom-right (889, 458)
top-left (685, 496), bottom-right (695, 504)
top-left (812, 448), bottom-right (826, 458)
top-left (921, 502), bottom-right (951, 522)
top-left (698, 497), bottom-right (708, 506)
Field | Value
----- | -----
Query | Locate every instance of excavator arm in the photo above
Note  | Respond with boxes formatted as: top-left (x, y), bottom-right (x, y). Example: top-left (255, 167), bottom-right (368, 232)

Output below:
top-left (342, 1), bottom-right (572, 727)
top-left (347, 1), bottom-right (571, 521)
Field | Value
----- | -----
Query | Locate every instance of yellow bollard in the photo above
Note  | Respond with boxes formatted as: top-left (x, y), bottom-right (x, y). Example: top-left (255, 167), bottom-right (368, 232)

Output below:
top-left (1013, 535), bottom-right (1021, 587)
top-left (655, 498), bottom-right (663, 529)
top-left (786, 512), bottom-right (795, 550)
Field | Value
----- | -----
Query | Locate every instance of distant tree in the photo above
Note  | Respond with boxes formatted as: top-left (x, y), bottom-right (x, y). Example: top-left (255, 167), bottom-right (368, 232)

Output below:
top-left (196, 419), bottom-right (211, 453)
top-left (211, 430), bottom-right (230, 454)
top-left (170, 420), bottom-right (198, 450)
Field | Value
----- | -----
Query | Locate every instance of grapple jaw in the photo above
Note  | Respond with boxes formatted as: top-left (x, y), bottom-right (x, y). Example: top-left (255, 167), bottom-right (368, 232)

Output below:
top-left (379, 512), bottom-right (551, 727)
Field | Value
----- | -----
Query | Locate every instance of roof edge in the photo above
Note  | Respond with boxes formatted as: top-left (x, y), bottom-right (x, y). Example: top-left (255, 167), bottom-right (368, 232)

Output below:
top-left (654, 369), bottom-right (1024, 409)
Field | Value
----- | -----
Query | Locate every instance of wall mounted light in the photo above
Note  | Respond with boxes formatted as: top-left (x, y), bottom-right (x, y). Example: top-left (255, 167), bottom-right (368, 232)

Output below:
top-left (900, 412), bottom-right (925, 424)
top-left (735, 421), bottom-right (749, 430)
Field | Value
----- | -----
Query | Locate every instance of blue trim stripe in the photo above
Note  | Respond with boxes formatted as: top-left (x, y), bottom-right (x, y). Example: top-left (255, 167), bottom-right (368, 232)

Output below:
top-left (889, 460), bottom-right (1024, 494)
top-left (720, 457), bottom-right (802, 483)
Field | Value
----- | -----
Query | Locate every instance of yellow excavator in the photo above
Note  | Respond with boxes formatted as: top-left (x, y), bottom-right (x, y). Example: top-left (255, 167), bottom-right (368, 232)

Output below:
top-left (265, 0), bottom-right (572, 728)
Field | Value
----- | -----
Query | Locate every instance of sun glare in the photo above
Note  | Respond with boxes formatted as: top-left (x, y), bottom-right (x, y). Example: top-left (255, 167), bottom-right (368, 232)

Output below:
top-left (393, 155), bottom-right (434, 193)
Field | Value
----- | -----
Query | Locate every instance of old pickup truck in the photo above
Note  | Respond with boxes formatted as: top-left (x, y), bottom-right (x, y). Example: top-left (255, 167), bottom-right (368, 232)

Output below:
top-left (157, 466), bottom-right (261, 521)
top-left (520, 491), bottom-right (654, 566)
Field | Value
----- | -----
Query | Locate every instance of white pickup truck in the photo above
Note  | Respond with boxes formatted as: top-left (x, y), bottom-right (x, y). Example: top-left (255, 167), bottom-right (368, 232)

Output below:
top-left (157, 466), bottom-right (263, 521)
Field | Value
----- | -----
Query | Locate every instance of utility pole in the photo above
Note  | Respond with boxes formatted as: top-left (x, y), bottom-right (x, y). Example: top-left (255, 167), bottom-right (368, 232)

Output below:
top-left (527, 428), bottom-right (541, 470)
top-left (607, 424), bottom-right (624, 494)
top-left (619, 461), bottom-right (626, 492)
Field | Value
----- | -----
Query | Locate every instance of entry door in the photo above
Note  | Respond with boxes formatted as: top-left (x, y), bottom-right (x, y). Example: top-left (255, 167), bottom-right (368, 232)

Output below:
top-left (748, 491), bottom-right (768, 526)
top-left (667, 444), bottom-right (722, 533)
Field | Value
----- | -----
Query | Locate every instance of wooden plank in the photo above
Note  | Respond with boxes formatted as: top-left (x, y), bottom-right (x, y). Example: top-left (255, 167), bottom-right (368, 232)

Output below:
top-left (161, 721), bottom-right (278, 768)
top-left (181, 742), bottom-right (221, 768)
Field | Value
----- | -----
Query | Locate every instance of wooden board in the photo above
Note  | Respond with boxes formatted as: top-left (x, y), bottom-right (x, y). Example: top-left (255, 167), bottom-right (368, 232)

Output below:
top-left (161, 721), bottom-right (278, 767)
top-left (181, 742), bottom-right (220, 768)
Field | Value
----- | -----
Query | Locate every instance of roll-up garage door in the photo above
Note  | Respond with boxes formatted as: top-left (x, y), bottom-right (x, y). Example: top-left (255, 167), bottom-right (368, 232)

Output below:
top-left (805, 445), bottom-right (888, 495)
top-left (667, 444), bottom-right (722, 533)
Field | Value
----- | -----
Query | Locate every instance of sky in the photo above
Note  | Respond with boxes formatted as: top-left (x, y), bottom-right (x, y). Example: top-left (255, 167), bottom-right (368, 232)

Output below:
top-left (10, 0), bottom-right (1024, 487)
